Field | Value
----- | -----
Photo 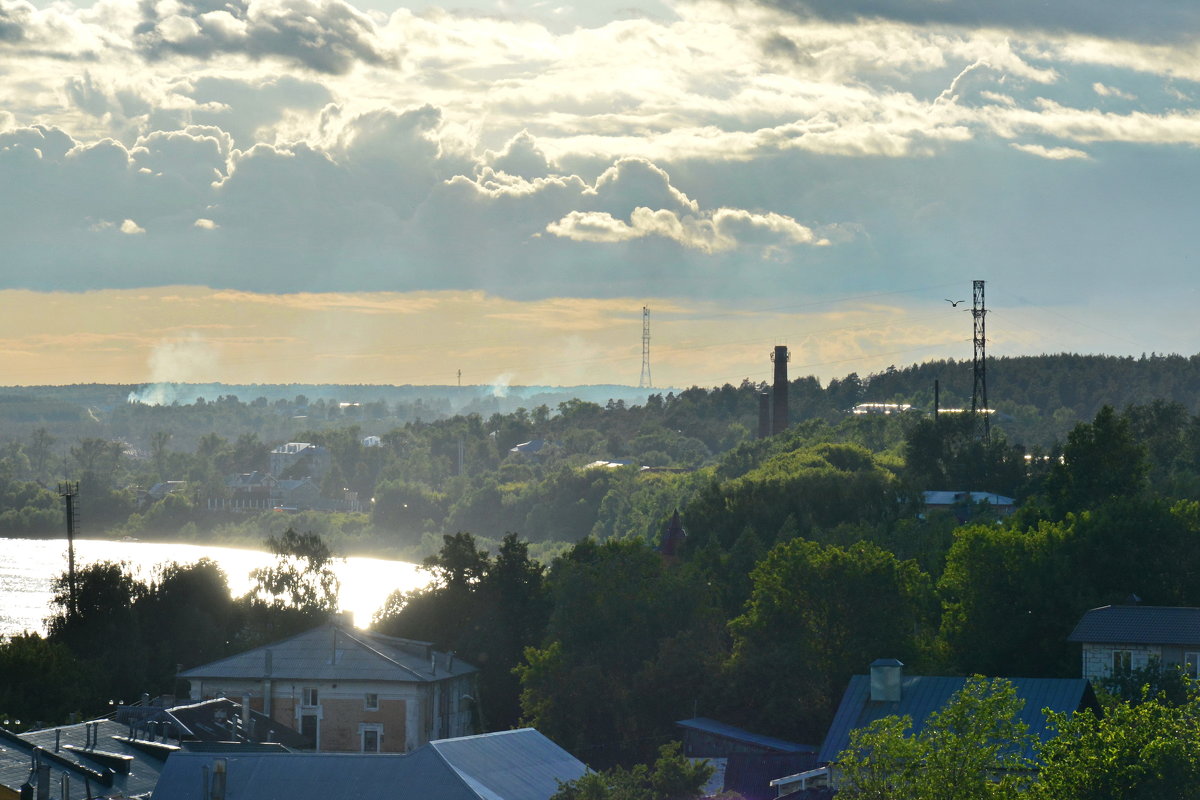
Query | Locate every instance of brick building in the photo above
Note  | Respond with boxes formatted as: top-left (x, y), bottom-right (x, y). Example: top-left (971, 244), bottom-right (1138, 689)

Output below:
top-left (180, 616), bottom-right (477, 753)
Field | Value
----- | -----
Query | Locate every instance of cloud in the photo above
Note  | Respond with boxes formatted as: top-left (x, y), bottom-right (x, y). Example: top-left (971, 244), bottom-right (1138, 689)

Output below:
top-left (1093, 82), bottom-right (1136, 100)
top-left (546, 206), bottom-right (820, 254)
top-left (120, 218), bottom-right (146, 233)
top-left (748, 0), bottom-right (1200, 44)
top-left (134, 0), bottom-right (388, 74)
top-left (1010, 142), bottom-right (1090, 160)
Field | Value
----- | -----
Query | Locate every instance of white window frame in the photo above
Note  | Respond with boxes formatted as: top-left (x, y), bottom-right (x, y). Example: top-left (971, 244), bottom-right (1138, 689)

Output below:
top-left (364, 693), bottom-right (379, 711)
top-left (302, 687), bottom-right (319, 706)
top-left (360, 723), bottom-right (383, 753)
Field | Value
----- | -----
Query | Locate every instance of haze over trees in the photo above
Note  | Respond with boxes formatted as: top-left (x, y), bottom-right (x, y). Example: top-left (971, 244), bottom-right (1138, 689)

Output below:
top-left (5, 355), bottom-right (1200, 795)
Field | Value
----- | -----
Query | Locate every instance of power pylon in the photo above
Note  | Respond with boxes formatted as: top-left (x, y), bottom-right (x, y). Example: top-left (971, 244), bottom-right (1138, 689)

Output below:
top-left (971, 279), bottom-right (989, 442)
top-left (639, 306), bottom-right (652, 388)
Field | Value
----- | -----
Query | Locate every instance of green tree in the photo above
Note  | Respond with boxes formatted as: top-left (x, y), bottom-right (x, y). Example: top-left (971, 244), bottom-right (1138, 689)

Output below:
top-left (248, 529), bottom-right (340, 614)
top-left (836, 678), bottom-right (1034, 800)
top-left (1036, 691), bottom-right (1200, 800)
top-left (549, 742), bottom-right (713, 800)
top-left (725, 539), bottom-right (935, 742)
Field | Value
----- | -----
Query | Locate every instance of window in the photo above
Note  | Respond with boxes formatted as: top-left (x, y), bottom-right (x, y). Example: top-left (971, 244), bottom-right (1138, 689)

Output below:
top-left (303, 687), bottom-right (319, 706)
top-left (1185, 652), bottom-right (1200, 679)
top-left (360, 724), bottom-right (383, 753)
top-left (1112, 650), bottom-right (1132, 674)
top-left (364, 693), bottom-right (379, 711)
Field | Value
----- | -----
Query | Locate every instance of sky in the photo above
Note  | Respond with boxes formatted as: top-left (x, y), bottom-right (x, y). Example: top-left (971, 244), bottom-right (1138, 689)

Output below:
top-left (1, 0), bottom-right (1198, 390)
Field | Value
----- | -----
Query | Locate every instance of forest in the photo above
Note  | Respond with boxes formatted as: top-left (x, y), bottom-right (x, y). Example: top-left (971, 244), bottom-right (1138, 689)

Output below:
top-left (3, 351), bottom-right (1200, 558)
top-left (6, 352), bottom-right (1200, 796)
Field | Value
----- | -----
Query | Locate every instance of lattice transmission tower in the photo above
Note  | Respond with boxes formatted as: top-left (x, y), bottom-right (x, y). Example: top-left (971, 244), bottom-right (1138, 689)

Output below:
top-left (971, 279), bottom-right (989, 442)
top-left (639, 306), bottom-right (653, 388)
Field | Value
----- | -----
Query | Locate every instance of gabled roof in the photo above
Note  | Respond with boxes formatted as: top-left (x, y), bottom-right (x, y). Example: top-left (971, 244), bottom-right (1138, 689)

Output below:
top-left (1068, 604), bottom-right (1200, 646)
top-left (0, 720), bottom-right (169, 799)
top-left (149, 729), bottom-right (586, 800)
top-left (818, 674), bottom-right (1098, 764)
top-left (180, 620), bottom-right (476, 684)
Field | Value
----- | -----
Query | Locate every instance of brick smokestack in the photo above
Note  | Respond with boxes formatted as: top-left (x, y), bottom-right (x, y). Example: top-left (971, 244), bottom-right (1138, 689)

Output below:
top-left (772, 346), bottom-right (789, 435)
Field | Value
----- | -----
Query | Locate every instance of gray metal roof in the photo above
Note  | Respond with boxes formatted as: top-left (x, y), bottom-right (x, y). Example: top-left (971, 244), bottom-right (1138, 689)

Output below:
top-left (817, 674), bottom-right (1099, 764)
top-left (180, 620), bottom-right (476, 683)
top-left (151, 728), bottom-right (586, 800)
top-left (428, 729), bottom-right (588, 799)
top-left (1068, 605), bottom-right (1200, 646)
top-left (674, 718), bottom-right (816, 754)
top-left (0, 720), bottom-right (170, 799)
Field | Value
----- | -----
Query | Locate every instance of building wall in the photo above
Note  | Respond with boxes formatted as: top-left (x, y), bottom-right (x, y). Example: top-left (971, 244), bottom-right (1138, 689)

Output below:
top-left (1080, 642), bottom-right (1161, 681)
top-left (190, 678), bottom-right (434, 753)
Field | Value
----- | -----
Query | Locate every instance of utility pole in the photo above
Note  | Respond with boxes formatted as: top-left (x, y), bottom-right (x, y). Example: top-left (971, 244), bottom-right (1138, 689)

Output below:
top-left (971, 280), bottom-right (989, 442)
top-left (639, 306), bottom-right (652, 389)
top-left (58, 482), bottom-right (80, 620)
top-left (457, 369), bottom-right (461, 388)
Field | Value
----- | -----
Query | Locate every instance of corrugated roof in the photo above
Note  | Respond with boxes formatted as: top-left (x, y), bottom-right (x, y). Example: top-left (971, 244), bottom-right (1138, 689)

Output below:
top-left (818, 674), bottom-right (1098, 764)
top-left (180, 620), bottom-right (476, 683)
top-left (1067, 605), bottom-right (1200, 645)
top-left (151, 729), bottom-right (585, 800)
top-left (674, 718), bottom-right (815, 754)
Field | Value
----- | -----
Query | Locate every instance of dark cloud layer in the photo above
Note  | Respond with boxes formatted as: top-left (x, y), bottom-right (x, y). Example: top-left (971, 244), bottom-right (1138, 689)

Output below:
top-left (753, 0), bottom-right (1200, 43)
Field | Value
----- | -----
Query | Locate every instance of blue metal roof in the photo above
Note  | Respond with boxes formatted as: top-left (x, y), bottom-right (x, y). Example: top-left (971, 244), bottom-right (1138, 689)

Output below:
top-left (675, 718), bottom-right (815, 754)
top-left (817, 674), bottom-right (1098, 764)
top-left (1068, 605), bottom-right (1200, 646)
top-left (151, 728), bottom-right (586, 800)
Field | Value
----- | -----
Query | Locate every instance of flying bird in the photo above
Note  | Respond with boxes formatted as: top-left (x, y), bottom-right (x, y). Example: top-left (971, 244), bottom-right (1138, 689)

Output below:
top-left (945, 299), bottom-right (967, 307)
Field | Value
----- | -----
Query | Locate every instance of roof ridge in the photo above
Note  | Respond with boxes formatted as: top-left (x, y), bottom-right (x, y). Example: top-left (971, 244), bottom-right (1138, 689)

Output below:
top-left (336, 626), bottom-right (430, 681)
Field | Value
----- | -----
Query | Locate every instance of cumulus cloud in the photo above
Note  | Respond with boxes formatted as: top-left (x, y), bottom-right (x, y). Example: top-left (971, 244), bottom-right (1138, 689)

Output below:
top-left (134, 0), bottom-right (388, 73)
top-left (546, 206), bottom-right (819, 255)
top-left (1093, 82), bottom-right (1136, 100)
top-left (120, 218), bottom-right (146, 233)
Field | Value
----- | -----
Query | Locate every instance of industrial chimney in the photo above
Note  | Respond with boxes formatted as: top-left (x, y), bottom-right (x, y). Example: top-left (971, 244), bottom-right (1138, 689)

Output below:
top-left (771, 346), bottom-right (789, 435)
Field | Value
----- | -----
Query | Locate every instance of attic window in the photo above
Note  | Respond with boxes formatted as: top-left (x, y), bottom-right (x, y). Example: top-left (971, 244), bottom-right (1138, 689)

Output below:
top-left (364, 693), bottom-right (379, 711)
top-left (303, 687), bottom-right (318, 706)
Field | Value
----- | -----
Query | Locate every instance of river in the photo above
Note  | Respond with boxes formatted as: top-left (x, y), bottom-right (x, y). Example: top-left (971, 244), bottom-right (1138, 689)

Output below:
top-left (0, 537), bottom-right (427, 637)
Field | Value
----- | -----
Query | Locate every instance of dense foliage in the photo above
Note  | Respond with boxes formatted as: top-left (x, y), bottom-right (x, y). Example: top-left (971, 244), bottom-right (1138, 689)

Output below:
top-left (9, 357), bottom-right (1200, 793)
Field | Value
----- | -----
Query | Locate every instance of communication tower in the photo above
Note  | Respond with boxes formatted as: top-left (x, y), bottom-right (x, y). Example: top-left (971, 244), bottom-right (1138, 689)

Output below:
top-left (639, 306), bottom-right (653, 389)
top-left (971, 280), bottom-right (989, 442)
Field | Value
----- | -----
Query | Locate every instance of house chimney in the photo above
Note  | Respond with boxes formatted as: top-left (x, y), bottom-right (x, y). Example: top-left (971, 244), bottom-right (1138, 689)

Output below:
top-left (869, 658), bottom-right (904, 703)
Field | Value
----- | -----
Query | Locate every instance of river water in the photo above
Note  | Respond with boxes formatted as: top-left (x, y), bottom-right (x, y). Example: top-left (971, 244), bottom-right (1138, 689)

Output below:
top-left (0, 538), bottom-right (427, 637)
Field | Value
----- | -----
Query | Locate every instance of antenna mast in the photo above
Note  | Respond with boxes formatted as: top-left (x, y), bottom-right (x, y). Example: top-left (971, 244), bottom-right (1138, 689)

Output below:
top-left (58, 481), bottom-right (80, 620)
top-left (639, 306), bottom-right (652, 388)
top-left (971, 279), bottom-right (989, 442)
